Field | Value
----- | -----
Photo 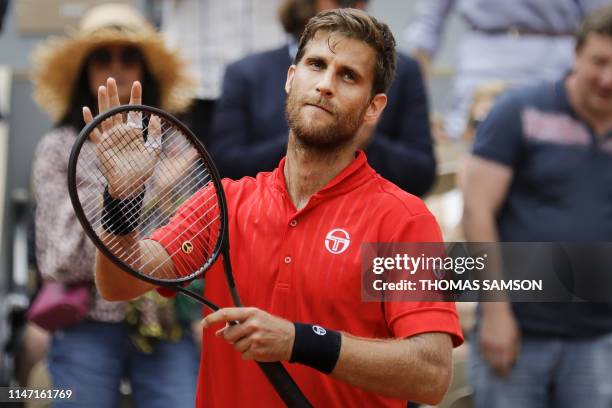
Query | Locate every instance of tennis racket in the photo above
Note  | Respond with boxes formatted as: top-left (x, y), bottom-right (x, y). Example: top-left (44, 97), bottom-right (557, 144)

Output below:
top-left (67, 104), bottom-right (312, 407)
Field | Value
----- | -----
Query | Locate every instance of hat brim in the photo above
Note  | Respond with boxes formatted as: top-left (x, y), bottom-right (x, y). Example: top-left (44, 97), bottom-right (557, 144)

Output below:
top-left (32, 28), bottom-right (194, 122)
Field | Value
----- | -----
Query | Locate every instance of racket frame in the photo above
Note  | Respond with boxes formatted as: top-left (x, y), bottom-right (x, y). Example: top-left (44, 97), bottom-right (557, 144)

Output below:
top-left (68, 104), bottom-right (229, 290)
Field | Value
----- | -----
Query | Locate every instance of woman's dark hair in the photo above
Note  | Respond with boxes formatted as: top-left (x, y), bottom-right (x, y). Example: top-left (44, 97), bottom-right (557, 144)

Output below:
top-left (278, 0), bottom-right (368, 40)
top-left (278, 0), bottom-right (317, 39)
top-left (56, 48), bottom-right (160, 130)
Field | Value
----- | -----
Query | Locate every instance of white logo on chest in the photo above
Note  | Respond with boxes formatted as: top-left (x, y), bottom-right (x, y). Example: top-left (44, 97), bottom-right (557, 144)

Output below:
top-left (325, 228), bottom-right (350, 254)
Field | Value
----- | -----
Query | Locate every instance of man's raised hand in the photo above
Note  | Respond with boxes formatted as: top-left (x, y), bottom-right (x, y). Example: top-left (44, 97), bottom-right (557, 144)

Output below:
top-left (82, 78), bottom-right (161, 199)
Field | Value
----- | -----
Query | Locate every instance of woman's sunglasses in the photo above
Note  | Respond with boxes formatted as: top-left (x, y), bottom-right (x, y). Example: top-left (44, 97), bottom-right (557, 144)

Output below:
top-left (88, 46), bottom-right (143, 68)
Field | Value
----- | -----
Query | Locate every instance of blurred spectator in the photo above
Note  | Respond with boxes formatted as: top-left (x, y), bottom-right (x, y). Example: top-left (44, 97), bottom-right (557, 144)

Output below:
top-left (161, 0), bottom-right (285, 143)
top-left (461, 81), bottom-right (506, 142)
top-left (405, 0), bottom-right (610, 139)
top-left (463, 6), bottom-right (612, 407)
top-left (0, 0), bottom-right (8, 33)
top-left (30, 4), bottom-right (199, 407)
top-left (425, 82), bottom-right (505, 269)
top-left (210, 0), bottom-right (436, 195)
top-left (16, 323), bottom-right (49, 387)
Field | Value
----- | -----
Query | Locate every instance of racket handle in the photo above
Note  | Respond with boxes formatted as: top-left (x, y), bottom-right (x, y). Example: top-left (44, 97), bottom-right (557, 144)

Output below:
top-left (173, 287), bottom-right (311, 405)
top-left (257, 362), bottom-right (313, 407)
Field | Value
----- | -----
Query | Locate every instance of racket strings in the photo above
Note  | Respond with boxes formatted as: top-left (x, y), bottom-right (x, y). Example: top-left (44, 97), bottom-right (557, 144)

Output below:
top-left (97, 133), bottom-right (221, 279)
top-left (76, 110), bottom-right (222, 282)
top-left (79, 131), bottom-right (199, 245)
top-left (78, 113), bottom-right (195, 220)
top-left (97, 160), bottom-right (218, 260)
top-left (83, 160), bottom-right (212, 244)
top-left (121, 190), bottom-right (220, 275)
top-left (146, 211), bottom-right (221, 279)
top-left (77, 122), bottom-right (183, 210)
top-left (90, 164), bottom-right (219, 278)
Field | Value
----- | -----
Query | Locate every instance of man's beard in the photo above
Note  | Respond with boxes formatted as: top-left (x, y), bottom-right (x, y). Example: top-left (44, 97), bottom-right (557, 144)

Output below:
top-left (285, 89), bottom-right (366, 151)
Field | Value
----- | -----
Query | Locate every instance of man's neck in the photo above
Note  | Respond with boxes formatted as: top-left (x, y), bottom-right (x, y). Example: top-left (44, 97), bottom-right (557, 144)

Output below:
top-left (566, 75), bottom-right (612, 136)
top-left (283, 132), bottom-right (356, 210)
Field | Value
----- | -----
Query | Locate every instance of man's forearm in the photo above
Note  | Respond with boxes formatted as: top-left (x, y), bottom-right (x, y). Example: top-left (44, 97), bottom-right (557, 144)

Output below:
top-left (203, 308), bottom-right (454, 404)
top-left (331, 332), bottom-right (452, 404)
top-left (95, 232), bottom-right (155, 301)
top-left (463, 204), bottom-right (499, 243)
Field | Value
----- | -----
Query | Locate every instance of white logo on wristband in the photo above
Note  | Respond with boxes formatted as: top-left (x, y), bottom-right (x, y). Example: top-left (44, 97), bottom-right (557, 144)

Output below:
top-left (312, 325), bottom-right (327, 336)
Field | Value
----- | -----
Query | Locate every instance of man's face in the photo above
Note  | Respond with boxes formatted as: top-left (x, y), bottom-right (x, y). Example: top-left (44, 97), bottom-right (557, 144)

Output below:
top-left (285, 30), bottom-right (380, 150)
top-left (573, 33), bottom-right (612, 118)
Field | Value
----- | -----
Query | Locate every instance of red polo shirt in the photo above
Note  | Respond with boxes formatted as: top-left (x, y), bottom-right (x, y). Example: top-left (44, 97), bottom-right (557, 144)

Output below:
top-left (151, 152), bottom-right (463, 407)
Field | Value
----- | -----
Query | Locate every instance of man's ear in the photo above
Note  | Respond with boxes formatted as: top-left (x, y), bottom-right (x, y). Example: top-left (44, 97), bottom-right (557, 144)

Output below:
top-left (285, 65), bottom-right (296, 94)
top-left (363, 94), bottom-right (387, 125)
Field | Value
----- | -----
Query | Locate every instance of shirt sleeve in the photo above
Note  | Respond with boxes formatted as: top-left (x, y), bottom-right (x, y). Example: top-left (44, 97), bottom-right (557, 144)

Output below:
top-left (403, 0), bottom-right (456, 56)
top-left (382, 212), bottom-right (464, 347)
top-left (148, 182), bottom-right (222, 279)
top-left (471, 90), bottom-right (524, 167)
top-left (32, 130), bottom-right (98, 283)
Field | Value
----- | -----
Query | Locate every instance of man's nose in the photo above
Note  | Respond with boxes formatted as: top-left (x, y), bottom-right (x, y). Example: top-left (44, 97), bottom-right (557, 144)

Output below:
top-left (316, 71), bottom-right (335, 97)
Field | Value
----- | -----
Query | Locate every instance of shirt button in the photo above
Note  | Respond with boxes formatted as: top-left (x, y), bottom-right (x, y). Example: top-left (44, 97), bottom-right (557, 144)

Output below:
top-left (289, 219), bottom-right (298, 227)
top-left (284, 256), bottom-right (292, 264)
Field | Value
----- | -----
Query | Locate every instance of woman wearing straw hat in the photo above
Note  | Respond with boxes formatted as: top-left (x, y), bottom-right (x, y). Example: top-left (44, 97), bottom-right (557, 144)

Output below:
top-left (30, 4), bottom-right (198, 407)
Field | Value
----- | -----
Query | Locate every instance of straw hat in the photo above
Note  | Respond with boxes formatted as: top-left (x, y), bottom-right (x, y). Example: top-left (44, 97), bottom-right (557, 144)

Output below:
top-left (32, 3), bottom-right (194, 122)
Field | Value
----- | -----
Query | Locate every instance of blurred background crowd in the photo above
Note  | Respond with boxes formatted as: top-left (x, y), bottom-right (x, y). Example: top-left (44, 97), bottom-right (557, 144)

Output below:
top-left (0, 0), bottom-right (611, 407)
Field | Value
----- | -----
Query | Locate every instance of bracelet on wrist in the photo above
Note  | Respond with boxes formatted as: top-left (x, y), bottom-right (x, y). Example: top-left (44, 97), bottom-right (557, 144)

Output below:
top-left (101, 186), bottom-right (145, 235)
top-left (289, 323), bottom-right (341, 374)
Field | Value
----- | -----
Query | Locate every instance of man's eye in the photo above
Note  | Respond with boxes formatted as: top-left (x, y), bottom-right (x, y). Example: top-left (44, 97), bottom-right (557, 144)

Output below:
top-left (592, 57), bottom-right (608, 67)
top-left (310, 61), bottom-right (323, 69)
top-left (342, 72), bottom-right (355, 81)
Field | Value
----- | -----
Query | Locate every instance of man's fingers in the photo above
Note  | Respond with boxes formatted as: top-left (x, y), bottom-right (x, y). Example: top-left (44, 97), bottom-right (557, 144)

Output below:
top-left (218, 320), bottom-right (257, 343)
top-left (233, 336), bottom-right (253, 355)
top-left (482, 345), bottom-right (516, 377)
top-left (106, 78), bottom-right (121, 125)
top-left (82, 107), bottom-right (102, 143)
top-left (202, 307), bottom-right (254, 328)
top-left (98, 86), bottom-right (111, 132)
top-left (493, 353), bottom-right (512, 377)
top-left (107, 77), bottom-right (120, 106)
top-left (83, 106), bottom-right (94, 125)
top-left (98, 85), bottom-right (110, 113)
top-left (129, 81), bottom-right (142, 105)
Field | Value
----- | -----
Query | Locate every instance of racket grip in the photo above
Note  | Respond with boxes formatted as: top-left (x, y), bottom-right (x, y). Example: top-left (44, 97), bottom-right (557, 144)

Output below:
top-left (257, 362), bottom-right (312, 407)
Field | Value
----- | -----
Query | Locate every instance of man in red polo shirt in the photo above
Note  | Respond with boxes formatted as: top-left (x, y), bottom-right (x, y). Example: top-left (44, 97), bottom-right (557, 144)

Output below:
top-left (90, 8), bottom-right (463, 407)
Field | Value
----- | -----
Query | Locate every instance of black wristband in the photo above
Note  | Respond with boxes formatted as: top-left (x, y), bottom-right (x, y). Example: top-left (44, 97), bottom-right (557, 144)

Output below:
top-left (289, 323), bottom-right (341, 374)
top-left (101, 186), bottom-right (145, 235)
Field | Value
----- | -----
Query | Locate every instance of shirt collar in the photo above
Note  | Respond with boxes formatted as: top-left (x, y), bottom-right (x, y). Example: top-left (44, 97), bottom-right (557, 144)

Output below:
top-left (273, 150), bottom-right (374, 201)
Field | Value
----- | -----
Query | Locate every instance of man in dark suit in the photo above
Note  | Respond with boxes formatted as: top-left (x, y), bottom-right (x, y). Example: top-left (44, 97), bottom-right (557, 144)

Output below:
top-left (210, 0), bottom-right (436, 196)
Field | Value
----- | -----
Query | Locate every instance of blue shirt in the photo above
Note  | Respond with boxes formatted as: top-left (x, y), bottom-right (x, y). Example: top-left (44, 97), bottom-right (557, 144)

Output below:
top-left (473, 77), bottom-right (612, 337)
top-left (474, 78), bottom-right (612, 242)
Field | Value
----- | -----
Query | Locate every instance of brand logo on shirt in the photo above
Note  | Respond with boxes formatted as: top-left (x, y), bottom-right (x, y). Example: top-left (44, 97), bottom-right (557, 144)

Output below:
top-left (325, 229), bottom-right (350, 254)
top-left (312, 325), bottom-right (327, 336)
top-left (181, 241), bottom-right (194, 254)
